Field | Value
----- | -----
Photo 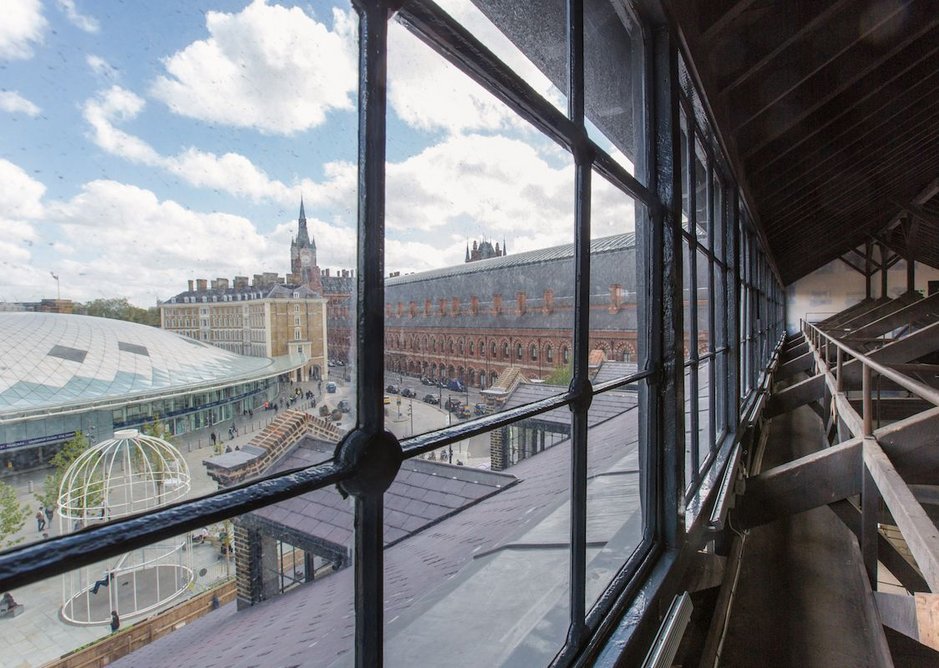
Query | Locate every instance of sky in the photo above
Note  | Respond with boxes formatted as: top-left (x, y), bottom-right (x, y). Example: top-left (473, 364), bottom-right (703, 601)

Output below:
top-left (1, 0), bottom-right (636, 307)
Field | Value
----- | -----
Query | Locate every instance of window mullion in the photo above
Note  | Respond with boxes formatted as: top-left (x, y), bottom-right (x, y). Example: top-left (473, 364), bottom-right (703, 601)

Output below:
top-left (351, 2), bottom-right (391, 666)
top-left (566, 0), bottom-right (590, 650)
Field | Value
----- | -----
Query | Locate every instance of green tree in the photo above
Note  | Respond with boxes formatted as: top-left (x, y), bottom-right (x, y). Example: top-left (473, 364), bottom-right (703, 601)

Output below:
top-left (545, 362), bottom-right (573, 387)
top-left (0, 480), bottom-right (29, 548)
top-left (76, 298), bottom-right (160, 327)
top-left (36, 431), bottom-right (97, 518)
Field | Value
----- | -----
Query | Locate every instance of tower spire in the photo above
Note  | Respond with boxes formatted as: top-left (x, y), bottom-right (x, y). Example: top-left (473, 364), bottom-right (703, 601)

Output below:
top-left (296, 196), bottom-right (311, 249)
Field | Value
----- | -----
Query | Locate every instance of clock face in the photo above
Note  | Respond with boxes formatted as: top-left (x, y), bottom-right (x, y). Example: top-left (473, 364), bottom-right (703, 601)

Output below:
top-left (300, 249), bottom-right (313, 268)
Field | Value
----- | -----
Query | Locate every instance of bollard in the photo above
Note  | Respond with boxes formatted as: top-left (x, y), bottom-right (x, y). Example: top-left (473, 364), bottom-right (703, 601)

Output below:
top-left (27, 480), bottom-right (33, 493)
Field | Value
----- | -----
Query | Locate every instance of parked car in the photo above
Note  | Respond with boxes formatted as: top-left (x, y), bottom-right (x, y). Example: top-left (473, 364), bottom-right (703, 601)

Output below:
top-left (474, 403), bottom-right (489, 416)
top-left (386, 384), bottom-right (400, 394)
top-left (447, 379), bottom-right (465, 392)
top-left (420, 377), bottom-right (434, 386)
top-left (457, 407), bottom-right (472, 419)
top-left (326, 382), bottom-right (337, 393)
top-left (445, 398), bottom-right (462, 412)
top-left (337, 399), bottom-right (351, 413)
top-left (423, 394), bottom-right (439, 405)
top-left (401, 387), bottom-right (416, 398)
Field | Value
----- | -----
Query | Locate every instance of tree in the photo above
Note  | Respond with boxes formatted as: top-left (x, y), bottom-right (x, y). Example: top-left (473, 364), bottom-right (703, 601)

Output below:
top-left (37, 431), bottom-right (97, 520)
top-left (545, 362), bottom-right (573, 387)
top-left (75, 298), bottom-right (160, 327)
top-left (0, 481), bottom-right (28, 548)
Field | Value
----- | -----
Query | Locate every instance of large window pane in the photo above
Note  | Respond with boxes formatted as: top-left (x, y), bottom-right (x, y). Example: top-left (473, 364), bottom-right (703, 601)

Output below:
top-left (383, 23), bottom-right (573, 440)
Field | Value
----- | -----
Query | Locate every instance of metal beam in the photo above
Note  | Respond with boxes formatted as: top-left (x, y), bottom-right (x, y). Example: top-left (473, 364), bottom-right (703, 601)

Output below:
top-left (777, 351), bottom-right (814, 381)
top-left (876, 592), bottom-right (939, 653)
top-left (875, 407), bottom-right (939, 484)
top-left (864, 439), bottom-right (939, 592)
top-left (849, 292), bottom-right (939, 340)
top-left (735, 438), bottom-right (862, 530)
top-left (830, 500), bottom-right (929, 593)
top-left (839, 321), bottom-right (939, 386)
top-left (832, 293), bottom-right (920, 332)
top-left (840, 255), bottom-right (870, 277)
top-left (764, 373), bottom-right (825, 419)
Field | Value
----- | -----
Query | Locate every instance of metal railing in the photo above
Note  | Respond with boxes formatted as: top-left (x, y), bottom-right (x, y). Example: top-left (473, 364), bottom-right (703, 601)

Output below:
top-left (802, 319), bottom-right (939, 592)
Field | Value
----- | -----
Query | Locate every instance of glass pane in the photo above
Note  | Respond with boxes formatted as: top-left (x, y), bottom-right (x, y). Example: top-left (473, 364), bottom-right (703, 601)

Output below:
top-left (584, 0), bottom-right (643, 175)
top-left (383, 25), bottom-right (574, 441)
top-left (680, 110), bottom-right (690, 230)
top-left (385, 429), bottom-right (571, 666)
top-left (432, 0), bottom-right (567, 115)
top-left (694, 140), bottom-right (709, 246)
top-left (585, 381), bottom-right (644, 611)
top-left (684, 363), bottom-right (696, 491)
top-left (5, 481), bottom-right (355, 666)
top-left (0, 0), bottom-right (358, 475)
top-left (586, 173), bottom-right (646, 608)
top-left (698, 359), bottom-right (713, 469)
top-left (697, 249), bottom-right (711, 353)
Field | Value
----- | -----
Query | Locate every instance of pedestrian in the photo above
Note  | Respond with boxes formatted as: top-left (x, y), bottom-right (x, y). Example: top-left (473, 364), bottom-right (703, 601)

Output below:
top-left (211, 594), bottom-right (220, 610)
top-left (44, 505), bottom-right (53, 524)
top-left (36, 509), bottom-right (45, 532)
top-left (110, 610), bottom-right (120, 633)
top-left (210, 432), bottom-right (217, 445)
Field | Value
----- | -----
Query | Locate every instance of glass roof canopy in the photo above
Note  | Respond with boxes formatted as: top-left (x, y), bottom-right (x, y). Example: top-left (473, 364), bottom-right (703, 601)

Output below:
top-left (0, 312), bottom-right (297, 421)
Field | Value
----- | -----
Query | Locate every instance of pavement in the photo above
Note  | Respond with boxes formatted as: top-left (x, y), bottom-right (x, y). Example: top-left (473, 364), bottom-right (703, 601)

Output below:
top-left (1, 373), bottom-right (493, 667)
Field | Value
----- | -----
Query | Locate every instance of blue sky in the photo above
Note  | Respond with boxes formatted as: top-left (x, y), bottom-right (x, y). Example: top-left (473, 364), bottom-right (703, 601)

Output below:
top-left (1, 0), bottom-right (633, 306)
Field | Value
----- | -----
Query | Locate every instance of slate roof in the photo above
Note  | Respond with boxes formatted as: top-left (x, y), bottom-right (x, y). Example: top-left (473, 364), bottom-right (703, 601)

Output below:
top-left (115, 404), bottom-right (640, 668)
top-left (502, 380), bottom-right (638, 428)
top-left (165, 282), bottom-right (325, 304)
top-left (248, 443), bottom-right (517, 550)
top-left (385, 234), bottom-right (640, 332)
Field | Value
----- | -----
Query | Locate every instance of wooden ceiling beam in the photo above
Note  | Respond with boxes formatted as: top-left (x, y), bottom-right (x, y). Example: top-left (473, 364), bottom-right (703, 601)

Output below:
top-left (728, 3), bottom-right (932, 137)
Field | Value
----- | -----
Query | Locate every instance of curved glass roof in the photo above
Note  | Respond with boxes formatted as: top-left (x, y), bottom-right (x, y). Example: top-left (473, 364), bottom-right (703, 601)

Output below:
top-left (0, 312), bottom-right (279, 416)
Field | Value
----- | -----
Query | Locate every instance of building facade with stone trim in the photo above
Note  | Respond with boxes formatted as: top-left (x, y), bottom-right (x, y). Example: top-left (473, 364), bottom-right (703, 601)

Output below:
top-left (384, 234), bottom-right (642, 388)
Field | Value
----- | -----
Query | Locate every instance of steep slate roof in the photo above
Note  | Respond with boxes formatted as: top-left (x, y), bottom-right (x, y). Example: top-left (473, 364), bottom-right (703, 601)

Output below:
top-left (503, 381), bottom-right (638, 428)
top-left (116, 406), bottom-right (639, 668)
top-left (247, 443), bottom-right (517, 550)
top-left (386, 233), bottom-right (639, 332)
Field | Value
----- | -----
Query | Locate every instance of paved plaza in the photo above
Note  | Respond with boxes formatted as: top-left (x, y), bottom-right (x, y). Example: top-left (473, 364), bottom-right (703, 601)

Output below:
top-left (1, 374), bottom-right (491, 667)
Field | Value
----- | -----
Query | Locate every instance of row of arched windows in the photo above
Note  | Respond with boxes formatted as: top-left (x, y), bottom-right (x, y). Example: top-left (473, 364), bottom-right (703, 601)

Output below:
top-left (383, 333), bottom-right (572, 365)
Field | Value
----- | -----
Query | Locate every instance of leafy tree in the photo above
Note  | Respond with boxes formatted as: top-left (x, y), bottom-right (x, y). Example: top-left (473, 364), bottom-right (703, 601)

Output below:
top-left (75, 298), bottom-right (160, 327)
top-left (545, 362), bottom-right (573, 387)
top-left (36, 431), bottom-right (99, 519)
top-left (0, 481), bottom-right (28, 548)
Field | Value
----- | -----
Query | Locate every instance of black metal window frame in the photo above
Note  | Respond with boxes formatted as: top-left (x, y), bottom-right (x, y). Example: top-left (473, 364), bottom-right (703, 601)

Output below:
top-left (0, 1), bottom-right (787, 666)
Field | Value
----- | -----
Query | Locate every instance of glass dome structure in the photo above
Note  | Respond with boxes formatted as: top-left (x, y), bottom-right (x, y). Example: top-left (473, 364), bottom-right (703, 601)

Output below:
top-left (58, 429), bottom-right (193, 625)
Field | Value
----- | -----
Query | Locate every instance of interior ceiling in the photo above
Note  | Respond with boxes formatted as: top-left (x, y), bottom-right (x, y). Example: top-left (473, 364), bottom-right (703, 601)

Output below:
top-left (664, 0), bottom-right (939, 285)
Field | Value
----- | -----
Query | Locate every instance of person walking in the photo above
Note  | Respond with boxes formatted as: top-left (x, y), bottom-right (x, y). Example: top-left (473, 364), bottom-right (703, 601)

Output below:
top-left (110, 610), bottom-right (120, 633)
top-left (43, 505), bottom-right (53, 524)
top-left (36, 509), bottom-right (45, 532)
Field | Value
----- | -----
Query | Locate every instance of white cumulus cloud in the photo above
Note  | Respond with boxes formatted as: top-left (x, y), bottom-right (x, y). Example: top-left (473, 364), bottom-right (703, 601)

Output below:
top-left (150, 0), bottom-right (357, 135)
top-left (0, 0), bottom-right (46, 60)
top-left (0, 91), bottom-right (40, 116)
top-left (57, 0), bottom-right (99, 33)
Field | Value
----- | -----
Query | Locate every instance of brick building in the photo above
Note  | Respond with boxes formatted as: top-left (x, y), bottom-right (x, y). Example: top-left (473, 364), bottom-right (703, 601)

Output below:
top-left (384, 234), bottom-right (642, 388)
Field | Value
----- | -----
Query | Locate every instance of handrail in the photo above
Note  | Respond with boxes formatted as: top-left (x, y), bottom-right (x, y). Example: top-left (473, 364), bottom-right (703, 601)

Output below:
top-left (803, 321), bottom-right (939, 408)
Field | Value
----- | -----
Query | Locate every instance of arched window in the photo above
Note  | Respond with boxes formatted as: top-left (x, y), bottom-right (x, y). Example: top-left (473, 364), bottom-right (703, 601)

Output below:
top-left (562, 345), bottom-right (570, 363)
top-left (459, 339), bottom-right (465, 355)
top-left (530, 344), bottom-right (538, 361)
top-left (468, 341), bottom-right (474, 355)
top-left (546, 345), bottom-right (553, 362)
top-left (502, 342), bottom-right (509, 358)
top-left (516, 343), bottom-right (523, 359)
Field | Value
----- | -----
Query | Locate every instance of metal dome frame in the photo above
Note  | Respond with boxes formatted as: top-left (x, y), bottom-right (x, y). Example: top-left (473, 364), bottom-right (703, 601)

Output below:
top-left (58, 429), bottom-right (193, 625)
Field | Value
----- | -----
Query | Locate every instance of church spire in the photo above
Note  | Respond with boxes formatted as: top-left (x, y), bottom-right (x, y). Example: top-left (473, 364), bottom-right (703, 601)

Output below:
top-left (465, 242), bottom-right (470, 263)
top-left (296, 196), bottom-right (312, 249)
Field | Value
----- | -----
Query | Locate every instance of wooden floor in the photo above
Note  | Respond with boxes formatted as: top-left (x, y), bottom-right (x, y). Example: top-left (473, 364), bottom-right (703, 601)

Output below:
top-left (718, 402), bottom-right (891, 667)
